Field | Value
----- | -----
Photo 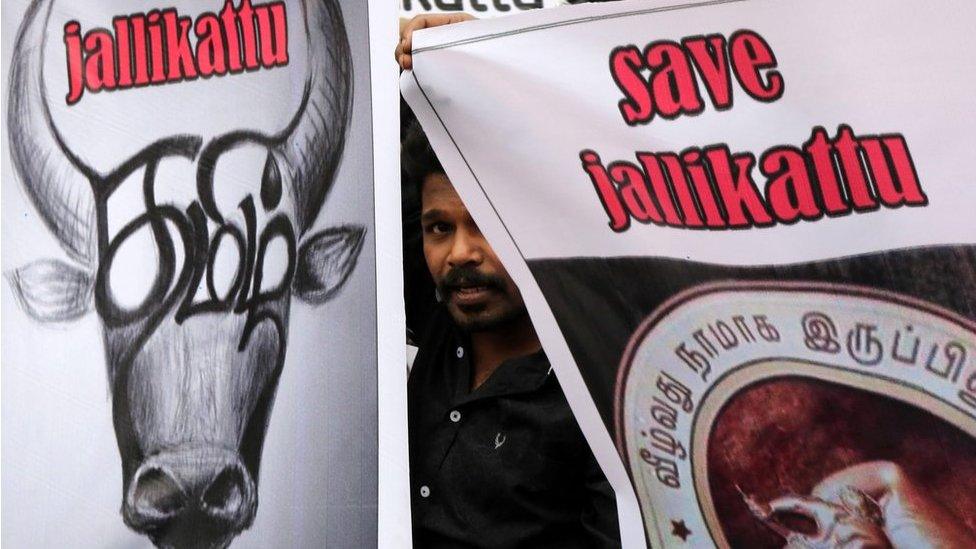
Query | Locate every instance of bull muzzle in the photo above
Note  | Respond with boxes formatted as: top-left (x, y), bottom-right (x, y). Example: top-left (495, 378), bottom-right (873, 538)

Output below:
top-left (124, 447), bottom-right (256, 548)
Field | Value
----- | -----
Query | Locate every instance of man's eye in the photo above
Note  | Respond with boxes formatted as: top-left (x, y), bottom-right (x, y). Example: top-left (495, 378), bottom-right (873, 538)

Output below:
top-left (425, 222), bottom-right (452, 235)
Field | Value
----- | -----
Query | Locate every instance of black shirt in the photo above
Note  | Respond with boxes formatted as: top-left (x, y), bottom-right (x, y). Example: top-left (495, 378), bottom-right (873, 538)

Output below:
top-left (408, 306), bottom-right (621, 548)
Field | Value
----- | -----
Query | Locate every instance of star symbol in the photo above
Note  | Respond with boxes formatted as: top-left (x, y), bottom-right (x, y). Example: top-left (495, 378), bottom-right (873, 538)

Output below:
top-left (671, 519), bottom-right (692, 542)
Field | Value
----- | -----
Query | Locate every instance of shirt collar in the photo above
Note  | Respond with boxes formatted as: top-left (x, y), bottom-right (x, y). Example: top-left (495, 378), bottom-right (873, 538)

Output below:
top-left (453, 344), bottom-right (552, 407)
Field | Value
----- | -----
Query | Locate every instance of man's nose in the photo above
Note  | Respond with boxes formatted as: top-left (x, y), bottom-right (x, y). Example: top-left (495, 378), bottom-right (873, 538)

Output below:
top-left (447, 228), bottom-right (484, 267)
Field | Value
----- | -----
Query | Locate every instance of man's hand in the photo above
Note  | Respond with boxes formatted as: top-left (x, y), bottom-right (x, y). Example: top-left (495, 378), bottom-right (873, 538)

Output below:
top-left (769, 461), bottom-right (976, 549)
top-left (396, 14), bottom-right (476, 70)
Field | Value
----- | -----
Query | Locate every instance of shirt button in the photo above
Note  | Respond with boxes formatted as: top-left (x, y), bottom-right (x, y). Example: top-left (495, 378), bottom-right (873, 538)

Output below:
top-left (449, 410), bottom-right (461, 423)
top-left (420, 485), bottom-right (431, 498)
top-left (456, 346), bottom-right (464, 358)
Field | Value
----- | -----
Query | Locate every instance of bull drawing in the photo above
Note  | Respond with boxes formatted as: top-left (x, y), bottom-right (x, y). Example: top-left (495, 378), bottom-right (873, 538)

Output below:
top-left (5, 1), bottom-right (361, 547)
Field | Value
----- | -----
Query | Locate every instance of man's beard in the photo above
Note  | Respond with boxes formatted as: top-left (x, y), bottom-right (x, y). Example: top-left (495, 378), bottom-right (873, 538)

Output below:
top-left (438, 266), bottom-right (527, 332)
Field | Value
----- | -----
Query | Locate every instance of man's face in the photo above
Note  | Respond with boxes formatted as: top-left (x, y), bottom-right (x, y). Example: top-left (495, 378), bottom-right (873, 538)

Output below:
top-left (420, 173), bottom-right (526, 331)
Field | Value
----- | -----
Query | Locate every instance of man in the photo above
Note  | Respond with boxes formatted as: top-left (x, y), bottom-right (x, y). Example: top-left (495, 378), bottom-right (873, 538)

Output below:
top-left (402, 119), bottom-right (621, 547)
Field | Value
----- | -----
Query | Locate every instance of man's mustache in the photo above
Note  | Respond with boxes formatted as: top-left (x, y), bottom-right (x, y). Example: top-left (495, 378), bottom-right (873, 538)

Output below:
top-left (439, 266), bottom-right (505, 293)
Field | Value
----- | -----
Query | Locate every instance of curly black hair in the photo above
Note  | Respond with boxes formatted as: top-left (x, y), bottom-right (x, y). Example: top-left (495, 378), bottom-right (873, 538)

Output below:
top-left (400, 112), bottom-right (440, 335)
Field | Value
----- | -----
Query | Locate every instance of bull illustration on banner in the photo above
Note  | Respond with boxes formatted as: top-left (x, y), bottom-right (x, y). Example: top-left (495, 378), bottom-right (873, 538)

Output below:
top-left (5, 0), bottom-right (361, 546)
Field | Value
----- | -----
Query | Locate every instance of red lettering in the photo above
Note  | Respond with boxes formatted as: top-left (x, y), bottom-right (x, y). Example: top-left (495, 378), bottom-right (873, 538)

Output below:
top-left (256, 3), bottom-right (289, 67)
top-left (131, 15), bottom-right (150, 85)
top-left (645, 41), bottom-right (703, 118)
top-left (833, 125), bottom-right (878, 210)
top-left (659, 154), bottom-right (704, 227)
top-left (83, 30), bottom-right (116, 92)
top-left (195, 14), bottom-right (227, 76)
top-left (683, 149), bottom-right (725, 227)
top-left (163, 10), bottom-right (198, 80)
top-left (63, 22), bottom-right (85, 104)
top-left (113, 18), bottom-right (133, 87)
top-left (581, 127), bottom-right (924, 233)
top-left (612, 161), bottom-right (664, 225)
top-left (62, 3), bottom-right (290, 105)
top-left (238, 0), bottom-right (260, 70)
top-left (761, 147), bottom-right (821, 222)
top-left (608, 30), bottom-right (783, 124)
top-left (147, 11), bottom-right (166, 84)
top-left (706, 146), bottom-right (772, 227)
top-left (581, 151), bottom-right (631, 232)
top-left (682, 34), bottom-right (732, 110)
top-left (636, 153), bottom-right (682, 226)
top-left (803, 127), bottom-right (849, 214)
top-left (862, 136), bottom-right (927, 207)
top-left (610, 46), bottom-right (653, 125)
top-left (221, 0), bottom-right (244, 72)
top-left (729, 30), bottom-right (784, 101)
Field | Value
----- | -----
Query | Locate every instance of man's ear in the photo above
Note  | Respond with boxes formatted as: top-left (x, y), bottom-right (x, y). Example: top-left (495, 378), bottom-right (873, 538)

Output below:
top-left (6, 259), bottom-right (94, 322)
top-left (292, 225), bottom-right (366, 305)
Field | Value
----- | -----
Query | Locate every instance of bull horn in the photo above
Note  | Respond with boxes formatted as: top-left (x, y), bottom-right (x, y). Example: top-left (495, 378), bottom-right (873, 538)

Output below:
top-left (7, 0), bottom-right (97, 265)
top-left (274, 0), bottom-right (352, 236)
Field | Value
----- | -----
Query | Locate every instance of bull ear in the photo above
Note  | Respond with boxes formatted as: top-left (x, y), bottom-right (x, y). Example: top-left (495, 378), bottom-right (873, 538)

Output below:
top-left (293, 225), bottom-right (366, 305)
top-left (5, 259), bottom-right (94, 322)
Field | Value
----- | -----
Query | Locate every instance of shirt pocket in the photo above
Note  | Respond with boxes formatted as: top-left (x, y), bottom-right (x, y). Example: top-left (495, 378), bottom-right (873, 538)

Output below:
top-left (499, 417), bottom-right (584, 496)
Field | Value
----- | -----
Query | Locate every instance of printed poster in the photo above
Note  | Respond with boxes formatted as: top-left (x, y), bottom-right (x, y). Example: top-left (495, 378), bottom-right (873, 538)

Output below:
top-left (1, 0), bottom-right (408, 547)
top-left (403, 0), bottom-right (976, 547)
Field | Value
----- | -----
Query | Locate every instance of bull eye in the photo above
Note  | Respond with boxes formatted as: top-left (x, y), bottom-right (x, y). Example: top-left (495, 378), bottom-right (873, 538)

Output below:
top-left (260, 151), bottom-right (282, 211)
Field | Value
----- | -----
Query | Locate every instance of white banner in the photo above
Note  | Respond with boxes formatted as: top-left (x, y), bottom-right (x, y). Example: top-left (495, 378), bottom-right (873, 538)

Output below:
top-left (404, 1), bottom-right (976, 547)
top-left (1, 0), bottom-right (408, 547)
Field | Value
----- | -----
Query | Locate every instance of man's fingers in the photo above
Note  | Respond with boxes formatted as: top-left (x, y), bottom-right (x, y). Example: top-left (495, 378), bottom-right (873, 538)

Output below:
top-left (401, 31), bottom-right (415, 65)
top-left (397, 14), bottom-right (477, 70)
top-left (402, 17), bottom-right (435, 60)
top-left (811, 461), bottom-right (901, 503)
top-left (395, 36), bottom-right (411, 70)
top-left (398, 18), bottom-right (430, 70)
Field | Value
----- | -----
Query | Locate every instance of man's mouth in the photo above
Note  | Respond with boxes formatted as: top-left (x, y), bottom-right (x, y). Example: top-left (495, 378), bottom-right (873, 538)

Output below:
top-left (440, 266), bottom-right (504, 308)
top-left (450, 284), bottom-right (494, 305)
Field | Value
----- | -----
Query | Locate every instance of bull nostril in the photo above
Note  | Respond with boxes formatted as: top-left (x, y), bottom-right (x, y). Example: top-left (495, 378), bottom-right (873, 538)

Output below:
top-left (132, 468), bottom-right (185, 520)
top-left (201, 467), bottom-right (247, 519)
top-left (125, 451), bottom-right (256, 537)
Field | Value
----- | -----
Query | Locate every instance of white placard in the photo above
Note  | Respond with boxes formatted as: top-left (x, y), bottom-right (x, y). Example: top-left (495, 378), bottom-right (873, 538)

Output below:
top-left (2, 0), bottom-right (408, 547)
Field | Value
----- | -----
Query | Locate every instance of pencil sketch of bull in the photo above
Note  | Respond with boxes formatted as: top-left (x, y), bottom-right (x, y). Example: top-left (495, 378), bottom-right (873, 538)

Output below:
top-left (5, 1), bottom-right (362, 547)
